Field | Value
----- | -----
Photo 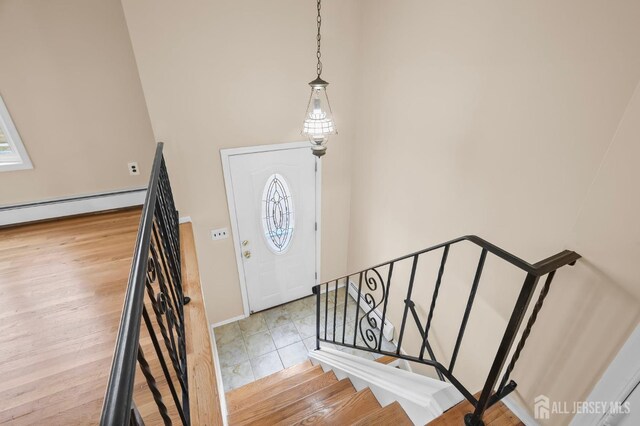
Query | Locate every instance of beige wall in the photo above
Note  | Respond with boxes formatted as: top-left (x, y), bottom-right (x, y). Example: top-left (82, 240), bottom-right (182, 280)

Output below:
top-left (120, 0), bottom-right (360, 323)
top-left (0, 0), bottom-right (156, 205)
top-left (348, 0), bottom-right (640, 423)
top-left (27, 0), bottom-right (631, 420)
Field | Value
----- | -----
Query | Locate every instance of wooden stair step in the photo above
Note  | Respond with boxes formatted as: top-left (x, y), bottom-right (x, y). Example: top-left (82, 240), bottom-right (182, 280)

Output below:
top-left (374, 356), bottom-right (397, 365)
top-left (295, 387), bottom-right (381, 425)
top-left (226, 361), bottom-right (319, 413)
top-left (350, 401), bottom-right (412, 426)
top-left (228, 371), bottom-right (338, 425)
top-left (428, 391), bottom-right (523, 426)
top-left (247, 378), bottom-right (356, 425)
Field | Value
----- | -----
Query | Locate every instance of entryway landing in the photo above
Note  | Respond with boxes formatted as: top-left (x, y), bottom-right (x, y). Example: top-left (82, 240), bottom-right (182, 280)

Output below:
top-left (213, 287), bottom-right (397, 392)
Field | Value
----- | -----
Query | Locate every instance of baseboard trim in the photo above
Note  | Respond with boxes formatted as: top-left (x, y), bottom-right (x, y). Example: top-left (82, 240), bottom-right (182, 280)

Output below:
top-left (503, 395), bottom-right (538, 426)
top-left (211, 314), bottom-right (246, 329)
top-left (0, 188), bottom-right (146, 226)
top-left (179, 216), bottom-right (192, 224)
top-left (209, 326), bottom-right (229, 425)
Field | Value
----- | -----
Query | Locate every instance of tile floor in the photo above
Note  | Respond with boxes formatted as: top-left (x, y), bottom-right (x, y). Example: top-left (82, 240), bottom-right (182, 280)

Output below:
top-left (213, 287), bottom-right (397, 392)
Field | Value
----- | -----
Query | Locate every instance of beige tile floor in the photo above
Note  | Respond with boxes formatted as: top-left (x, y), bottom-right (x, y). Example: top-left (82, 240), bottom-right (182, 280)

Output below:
top-left (213, 287), bottom-right (397, 391)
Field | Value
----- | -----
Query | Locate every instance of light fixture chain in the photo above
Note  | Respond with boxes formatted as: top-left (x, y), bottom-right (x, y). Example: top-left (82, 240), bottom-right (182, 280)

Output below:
top-left (316, 0), bottom-right (322, 78)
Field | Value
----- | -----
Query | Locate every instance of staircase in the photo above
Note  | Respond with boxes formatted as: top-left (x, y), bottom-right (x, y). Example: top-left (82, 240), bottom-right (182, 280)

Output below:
top-left (226, 360), bottom-right (413, 425)
top-left (224, 236), bottom-right (581, 426)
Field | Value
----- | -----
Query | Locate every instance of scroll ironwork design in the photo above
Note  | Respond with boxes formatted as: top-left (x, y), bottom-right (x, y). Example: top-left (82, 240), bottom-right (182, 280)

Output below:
top-left (358, 268), bottom-right (386, 349)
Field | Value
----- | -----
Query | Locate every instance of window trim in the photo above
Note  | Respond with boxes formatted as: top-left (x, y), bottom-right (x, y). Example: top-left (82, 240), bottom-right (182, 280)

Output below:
top-left (0, 95), bottom-right (33, 172)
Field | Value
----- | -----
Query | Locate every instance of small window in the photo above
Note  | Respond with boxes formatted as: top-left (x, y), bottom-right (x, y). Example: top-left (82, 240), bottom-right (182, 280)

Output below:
top-left (0, 95), bottom-right (32, 171)
top-left (261, 173), bottom-right (295, 253)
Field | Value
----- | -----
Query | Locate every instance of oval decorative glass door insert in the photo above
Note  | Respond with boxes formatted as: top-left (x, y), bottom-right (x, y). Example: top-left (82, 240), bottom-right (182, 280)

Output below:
top-left (261, 173), bottom-right (295, 253)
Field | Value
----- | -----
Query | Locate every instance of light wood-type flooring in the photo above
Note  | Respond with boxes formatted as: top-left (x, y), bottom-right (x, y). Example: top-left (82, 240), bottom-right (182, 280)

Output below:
top-left (0, 209), bottom-right (221, 425)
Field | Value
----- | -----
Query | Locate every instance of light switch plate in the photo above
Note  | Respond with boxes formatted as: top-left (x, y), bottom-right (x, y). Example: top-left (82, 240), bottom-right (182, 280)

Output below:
top-left (211, 227), bottom-right (229, 240)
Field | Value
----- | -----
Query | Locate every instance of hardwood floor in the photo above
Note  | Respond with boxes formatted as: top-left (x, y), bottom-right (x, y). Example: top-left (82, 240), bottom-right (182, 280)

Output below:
top-left (181, 221), bottom-right (223, 426)
top-left (0, 209), bottom-right (222, 425)
top-left (428, 392), bottom-right (523, 426)
top-left (225, 360), bottom-right (416, 425)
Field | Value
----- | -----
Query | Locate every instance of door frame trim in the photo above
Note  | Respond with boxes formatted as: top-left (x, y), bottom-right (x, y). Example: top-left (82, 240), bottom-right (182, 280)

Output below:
top-left (569, 323), bottom-right (640, 426)
top-left (220, 141), bottom-right (321, 317)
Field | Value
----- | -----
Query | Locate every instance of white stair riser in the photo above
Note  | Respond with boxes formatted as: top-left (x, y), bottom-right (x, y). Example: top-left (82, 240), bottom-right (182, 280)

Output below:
top-left (309, 348), bottom-right (464, 425)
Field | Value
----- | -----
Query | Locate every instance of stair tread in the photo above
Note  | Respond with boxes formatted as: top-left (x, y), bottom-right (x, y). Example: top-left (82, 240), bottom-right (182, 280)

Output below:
top-left (294, 387), bottom-right (381, 425)
top-left (428, 391), bottom-right (523, 426)
top-left (374, 356), bottom-right (397, 365)
top-left (226, 361), bottom-right (318, 413)
top-left (350, 401), bottom-right (412, 426)
top-left (247, 378), bottom-right (356, 426)
top-left (228, 371), bottom-right (338, 425)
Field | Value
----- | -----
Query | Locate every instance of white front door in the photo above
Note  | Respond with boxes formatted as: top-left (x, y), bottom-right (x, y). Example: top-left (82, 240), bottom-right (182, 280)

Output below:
top-left (226, 145), bottom-right (317, 313)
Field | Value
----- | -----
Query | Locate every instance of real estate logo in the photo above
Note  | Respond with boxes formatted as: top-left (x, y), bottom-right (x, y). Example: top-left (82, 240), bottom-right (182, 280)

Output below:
top-left (533, 394), bottom-right (631, 421)
top-left (534, 394), bottom-right (550, 420)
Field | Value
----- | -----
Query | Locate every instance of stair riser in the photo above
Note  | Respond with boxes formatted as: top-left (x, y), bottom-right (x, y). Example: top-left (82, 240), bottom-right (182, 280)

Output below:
top-left (310, 348), bottom-right (464, 425)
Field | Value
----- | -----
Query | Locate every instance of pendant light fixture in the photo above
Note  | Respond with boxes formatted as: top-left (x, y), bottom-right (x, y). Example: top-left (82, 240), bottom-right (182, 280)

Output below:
top-left (302, 0), bottom-right (336, 158)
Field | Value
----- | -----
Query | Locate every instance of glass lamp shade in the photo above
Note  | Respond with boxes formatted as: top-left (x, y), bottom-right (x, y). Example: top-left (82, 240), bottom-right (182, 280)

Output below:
top-left (302, 78), bottom-right (336, 157)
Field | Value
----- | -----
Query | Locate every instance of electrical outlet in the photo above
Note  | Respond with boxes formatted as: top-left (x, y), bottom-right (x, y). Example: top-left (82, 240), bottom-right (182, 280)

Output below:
top-left (211, 227), bottom-right (229, 240)
top-left (128, 162), bottom-right (140, 176)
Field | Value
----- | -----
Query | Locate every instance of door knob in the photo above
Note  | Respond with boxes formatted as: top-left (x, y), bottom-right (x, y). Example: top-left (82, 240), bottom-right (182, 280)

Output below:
top-left (242, 240), bottom-right (249, 246)
top-left (243, 250), bottom-right (251, 259)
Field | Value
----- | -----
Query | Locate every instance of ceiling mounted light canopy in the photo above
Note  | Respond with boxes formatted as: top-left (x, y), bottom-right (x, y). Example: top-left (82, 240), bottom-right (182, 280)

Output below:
top-left (302, 0), bottom-right (336, 158)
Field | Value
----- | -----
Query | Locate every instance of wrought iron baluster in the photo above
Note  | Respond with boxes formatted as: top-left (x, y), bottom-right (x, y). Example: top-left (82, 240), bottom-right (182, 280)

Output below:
top-left (137, 345), bottom-right (172, 426)
top-left (155, 201), bottom-right (181, 294)
top-left (378, 262), bottom-right (394, 351)
top-left (449, 248), bottom-right (487, 373)
top-left (466, 273), bottom-right (540, 426)
top-left (407, 302), bottom-right (445, 381)
top-left (315, 285), bottom-right (321, 350)
top-left (324, 282), bottom-right (328, 341)
top-left (154, 178), bottom-right (181, 288)
top-left (420, 245), bottom-right (449, 360)
top-left (333, 280), bottom-right (338, 342)
top-left (396, 255), bottom-right (419, 355)
top-left (342, 276), bottom-right (349, 344)
top-left (151, 227), bottom-right (184, 329)
top-left (150, 240), bottom-right (184, 341)
top-left (159, 163), bottom-right (179, 243)
top-left (159, 160), bottom-right (180, 256)
top-left (353, 272), bottom-right (363, 346)
top-left (144, 280), bottom-right (187, 393)
top-left (497, 270), bottom-right (556, 394)
top-left (153, 199), bottom-right (180, 292)
top-left (150, 240), bottom-right (186, 370)
top-left (142, 306), bottom-right (187, 424)
top-left (165, 306), bottom-right (181, 373)
top-left (130, 403), bottom-right (145, 426)
top-left (155, 170), bottom-right (190, 423)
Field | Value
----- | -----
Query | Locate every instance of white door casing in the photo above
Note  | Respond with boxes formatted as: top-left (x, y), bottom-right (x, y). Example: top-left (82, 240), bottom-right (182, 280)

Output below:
top-left (221, 142), bottom-right (321, 315)
top-left (570, 324), bottom-right (640, 426)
